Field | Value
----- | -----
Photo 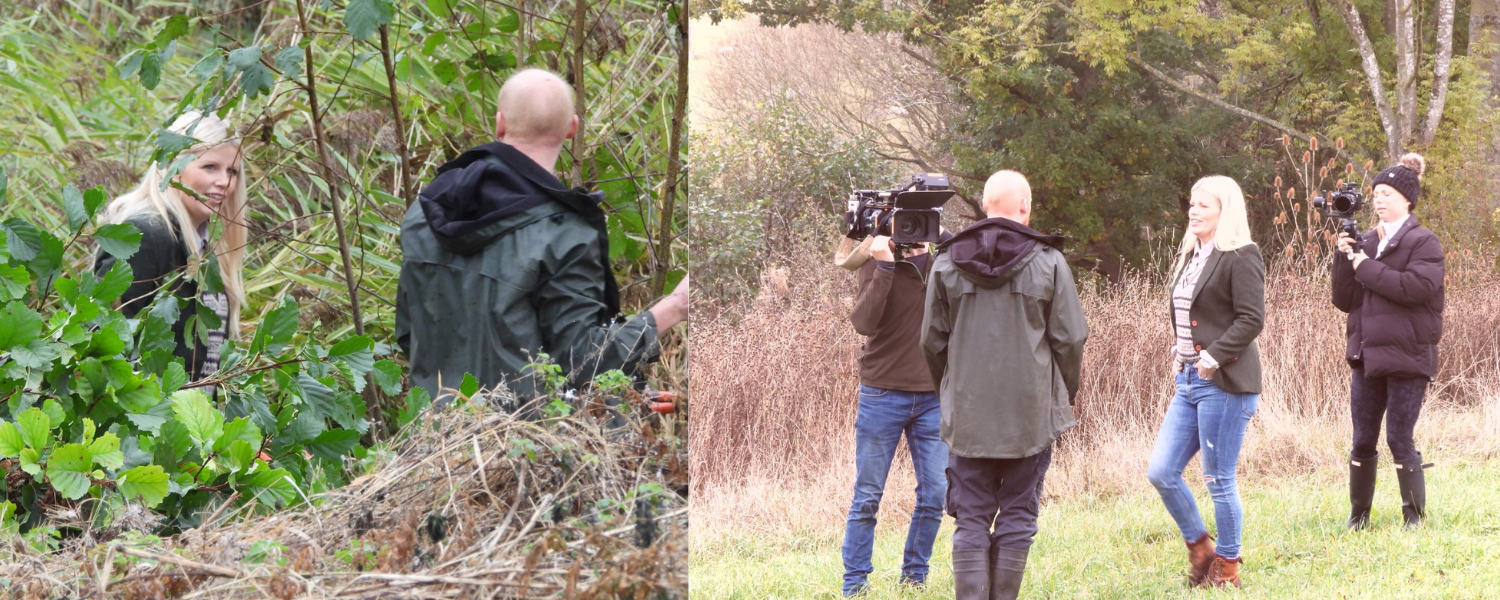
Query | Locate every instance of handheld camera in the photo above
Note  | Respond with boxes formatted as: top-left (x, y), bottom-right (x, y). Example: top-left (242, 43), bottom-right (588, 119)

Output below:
top-left (1312, 181), bottom-right (1366, 251)
top-left (843, 173), bottom-right (953, 247)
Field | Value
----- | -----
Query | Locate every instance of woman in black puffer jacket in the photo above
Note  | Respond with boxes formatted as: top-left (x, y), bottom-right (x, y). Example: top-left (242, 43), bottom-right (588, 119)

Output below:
top-left (1331, 152), bottom-right (1444, 530)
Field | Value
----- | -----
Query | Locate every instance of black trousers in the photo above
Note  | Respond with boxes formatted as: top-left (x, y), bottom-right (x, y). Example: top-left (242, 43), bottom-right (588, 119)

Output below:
top-left (945, 445), bottom-right (1052, 552)
top-left (1350, 367), bottom-right (1428, 465)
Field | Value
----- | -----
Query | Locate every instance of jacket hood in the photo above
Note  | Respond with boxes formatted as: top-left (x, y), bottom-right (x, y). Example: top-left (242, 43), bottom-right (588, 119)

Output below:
top-left (938, 217), bottom-right (1065, 284)
top-left (418, 142), bottom-right (565, 256)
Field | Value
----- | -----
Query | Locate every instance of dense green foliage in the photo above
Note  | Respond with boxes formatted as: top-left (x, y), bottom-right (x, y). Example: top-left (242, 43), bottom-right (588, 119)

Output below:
top-left (0, 0), bottom-right (686, 533)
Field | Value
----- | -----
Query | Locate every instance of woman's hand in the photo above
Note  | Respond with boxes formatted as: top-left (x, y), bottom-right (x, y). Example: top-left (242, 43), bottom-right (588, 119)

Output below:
top-left (1197, 362), bottom-right (1217, 381)
top-left (1350, 250), bottom-right (1369, 270)
top-left (1336, 232), bottom-right (1356, 254)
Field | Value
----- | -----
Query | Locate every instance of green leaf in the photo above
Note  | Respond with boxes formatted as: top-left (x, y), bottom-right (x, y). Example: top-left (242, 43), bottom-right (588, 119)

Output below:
top-left (161, 362), bottom-right (187, 394)
top-left (256, 299), bottom-right (298, 355)
top-left (0, 163), bottom-right (6, 207)
top-left (372, 360), bottom-right (403, 395)
top-left (88, 433), bottom-right (124, 470)
top-left (432, 59), bottom-right (458, 84)
top-left (496, 9), bottom-right (520, 33)
top-left (92, 260), bottom-right (133, 303)
top-left (116, 378), bottom-right (163, 413)
top-left (329, 336), bottom-right (374, 376)
top-left (62, 185), bottom-right (89, 231)
top-left (94, 223), bottom-right (143, 260)
top-left (212, 417), bottom-right (261, 454)
top-left (0, 422), bottom-right (24, 457)
top-left (281, 409), bottom-right (324, 445)
top-left (460, 373), bottom-right (479, 398)
top-left (0, 266), bottom-right (31, 303)
top-left (83, 186), bottom-right (108, 220)
top-left (190, 50), bottom-right (224, 80)
top-left (226, 388), bottom-right (277, 433)
top-left (172, 390), bottom-right (225, 452)
top-left (275, 46), bottom-right (304, 81)
top-left (138, 317), bottom-right (176, 356)
top-left (227, 439), bottom-right (254, 473)
top-left (126, 401), bottom-right (173, 435)
top-left (227, 46), bottom-right (262, 71)
top-left (19, 448), bottom-right (41, 476)
top-left (86, 324), bottom-right (129, 358)
top-left (153, 14), bottom-right (190, 48)
top-left (150, 295), bottom-right (182, 324)
top-left (140, 50), bottom-right (164, 90)
top-left (345, 0), bottom-right (394, 41)
top-left (16, 408), bottom-right (51, 451)
top-left (11, 339), bottom-right (62, 369)
top-left (150, 129), bottom-right (196, 170)
top-left (305, 429), bottom-right (360, 461)
top-left (3, 218), bottom-right (43, 263)
top-left (242, 469), bottom-right (298, 507)
top-left (116, 49), bottom-right (144, 80)
top-left (46, 443), bottom-right (93, 500)
top-left (426, 0), bottom-right (453, 18)
top-left (118, 465), bottom-right (170, 507)
top-left (239, 64), bottom-right (275, 99)
top-left (40, 399), bottom-right (64, 428)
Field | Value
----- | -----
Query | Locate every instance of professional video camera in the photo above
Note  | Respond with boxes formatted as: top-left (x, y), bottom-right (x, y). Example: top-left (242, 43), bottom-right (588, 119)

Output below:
top-left (1312, 181), bottom-right (1366, 250)
top-left (843, 173), bottom-right (953, 247)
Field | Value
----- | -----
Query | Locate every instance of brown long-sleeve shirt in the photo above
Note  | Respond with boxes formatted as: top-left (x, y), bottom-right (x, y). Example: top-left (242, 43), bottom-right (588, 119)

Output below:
top-left (851, 253), bottom-right (935, 393)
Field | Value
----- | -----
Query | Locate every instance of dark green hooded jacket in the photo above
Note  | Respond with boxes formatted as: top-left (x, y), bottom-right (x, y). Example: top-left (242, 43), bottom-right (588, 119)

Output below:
top-left (395, 142), bottom-right (659, 406)
top-left (921, 217), bottom-right (1088, 459)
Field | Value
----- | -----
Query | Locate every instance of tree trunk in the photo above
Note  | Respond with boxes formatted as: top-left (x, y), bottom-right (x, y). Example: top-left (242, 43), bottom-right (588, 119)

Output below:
top-left (1339, 0), bottom-right (1402, 159)
top-left (1418, 0), bottom-right (1455, 145)
top-left (1394, 0), bottom-right (1417, 148)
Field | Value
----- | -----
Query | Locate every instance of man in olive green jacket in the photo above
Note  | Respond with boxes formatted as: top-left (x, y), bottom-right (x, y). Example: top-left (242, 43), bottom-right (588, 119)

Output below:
top-left (396, 69), bottom-right (688, 408)
top-left (921, 170), bottom-right (1087, 600)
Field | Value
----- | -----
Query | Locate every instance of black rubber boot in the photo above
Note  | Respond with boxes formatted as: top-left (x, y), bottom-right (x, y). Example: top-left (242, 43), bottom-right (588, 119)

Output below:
top-left (1395, 460), bottom-right (1428, 529)
top-left (953, 548), bottom-right (990, 600)
top-left (989, 547), bottom-right (1028, 600)
top-left (1347, 454), bottom-right (1378, 530)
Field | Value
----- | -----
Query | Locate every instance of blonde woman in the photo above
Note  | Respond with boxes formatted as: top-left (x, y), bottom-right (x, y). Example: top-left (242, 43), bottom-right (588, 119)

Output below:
top-left (1145, 176), bottom-right (1265, 588)
top-left (93, 111), bottom-right (248, 387)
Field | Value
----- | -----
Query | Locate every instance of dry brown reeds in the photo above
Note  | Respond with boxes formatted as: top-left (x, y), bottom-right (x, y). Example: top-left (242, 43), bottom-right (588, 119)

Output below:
top-left (691, 240), bottom-right (1500, 535)
top-left (2, 392), bottom-right (688, 599)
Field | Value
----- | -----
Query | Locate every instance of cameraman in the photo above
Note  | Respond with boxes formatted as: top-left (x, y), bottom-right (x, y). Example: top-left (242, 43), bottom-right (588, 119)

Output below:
top-left (834, 229), bottom-right (950, 596)
top-left (1332, 153), bottom-right (1444, 530)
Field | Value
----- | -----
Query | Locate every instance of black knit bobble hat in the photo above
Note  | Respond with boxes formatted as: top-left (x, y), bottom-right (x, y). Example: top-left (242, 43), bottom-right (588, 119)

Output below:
top-left (1372, 153), bottom-right (1426, 209)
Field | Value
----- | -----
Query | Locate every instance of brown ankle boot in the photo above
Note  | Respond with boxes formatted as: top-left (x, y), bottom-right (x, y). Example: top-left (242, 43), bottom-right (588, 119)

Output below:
top-left (1204, 556), bottom-right (1242, 588)
top-left (1185, 533), bottom-right (1216, 585)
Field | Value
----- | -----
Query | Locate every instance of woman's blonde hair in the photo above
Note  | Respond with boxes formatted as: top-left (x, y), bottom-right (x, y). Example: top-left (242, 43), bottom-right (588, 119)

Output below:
top-left (103, 111), bottom-right (247, 336)
top-left (1172, 175), bottom-right (1256, 278)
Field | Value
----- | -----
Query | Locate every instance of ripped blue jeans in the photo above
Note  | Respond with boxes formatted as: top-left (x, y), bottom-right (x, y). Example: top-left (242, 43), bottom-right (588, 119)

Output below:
top-left (1146, 365), bottom-right (1259, 559)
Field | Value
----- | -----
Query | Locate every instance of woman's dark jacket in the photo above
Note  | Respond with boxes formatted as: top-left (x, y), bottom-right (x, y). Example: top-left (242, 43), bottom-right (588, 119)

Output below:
top-left (1167, 244), bottom-right (1265, 394)
top-left (1331, 217), bottom-right (1444, 379)
top-left (92, 213), bottom-right (216, 377)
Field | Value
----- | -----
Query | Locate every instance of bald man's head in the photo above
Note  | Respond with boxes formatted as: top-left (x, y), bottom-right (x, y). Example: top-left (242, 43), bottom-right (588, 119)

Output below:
top-left (495, 69), bottom-right (577, 144)
top-left (981, 170), bottom-right (1032, 224)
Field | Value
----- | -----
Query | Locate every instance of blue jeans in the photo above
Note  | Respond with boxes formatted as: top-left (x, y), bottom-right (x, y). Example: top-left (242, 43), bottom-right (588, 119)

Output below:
top-left (841, 384), bottom-right (948, 595)
top-left (1146, 366), bottom-right (1259, 559)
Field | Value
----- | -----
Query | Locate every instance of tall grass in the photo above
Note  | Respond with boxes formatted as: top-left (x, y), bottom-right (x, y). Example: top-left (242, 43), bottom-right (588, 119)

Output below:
top-left (689, 241), bottom-right (1500, 536)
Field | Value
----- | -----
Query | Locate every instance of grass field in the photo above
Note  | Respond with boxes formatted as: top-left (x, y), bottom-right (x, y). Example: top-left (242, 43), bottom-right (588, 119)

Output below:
top-left (690, 458), bottom-right (1500, 599)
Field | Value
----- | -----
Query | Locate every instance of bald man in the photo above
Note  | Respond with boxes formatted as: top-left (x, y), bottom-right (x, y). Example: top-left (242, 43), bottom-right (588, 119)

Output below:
top-left (397, 68), bottom-right (688, 409)
top-left (921, 170), bottom-right (1088, 600)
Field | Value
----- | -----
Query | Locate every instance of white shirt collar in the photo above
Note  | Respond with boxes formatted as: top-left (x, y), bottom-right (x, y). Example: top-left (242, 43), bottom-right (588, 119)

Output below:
top-left (1381, 214), bottom-right (1409, 237)
top-left (1194, 239), bottom-right (1216, 260)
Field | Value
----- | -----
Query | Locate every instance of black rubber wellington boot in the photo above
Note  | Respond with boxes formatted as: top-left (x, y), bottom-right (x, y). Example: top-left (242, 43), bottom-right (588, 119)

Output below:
top-left (953, 548), bottom-right (991, 600)
top-left (1395, 460), bottom-right (1429, 529)
top-left (989, 547), bottom-right (1028, 600)
top-left (1347, 454), bottom-right (1378, 530)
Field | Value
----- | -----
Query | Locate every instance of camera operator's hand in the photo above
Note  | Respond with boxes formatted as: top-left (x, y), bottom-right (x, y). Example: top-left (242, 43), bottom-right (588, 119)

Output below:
top-left (869, 236), bottom-right (896, 262)
top-left (1350, 250), bottom-right (1369, 270)
top-left (1336, 232), bottom-right (1357, 254)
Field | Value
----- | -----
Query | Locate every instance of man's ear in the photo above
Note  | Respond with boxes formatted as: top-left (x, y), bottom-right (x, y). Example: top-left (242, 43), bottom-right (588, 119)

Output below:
top-left (494, 112), bottom-right (506, 140)
top-left (564, 115), bottom-right (579, 140)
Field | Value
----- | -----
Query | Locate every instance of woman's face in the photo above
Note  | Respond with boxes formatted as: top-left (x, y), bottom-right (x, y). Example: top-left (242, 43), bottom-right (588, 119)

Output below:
top-left (174, 144), bottom-right (241, 228)
top-left (1186, 191), bottom-right (1221, 242)
top-left (1370, 183), bottom-right (1411, 223)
